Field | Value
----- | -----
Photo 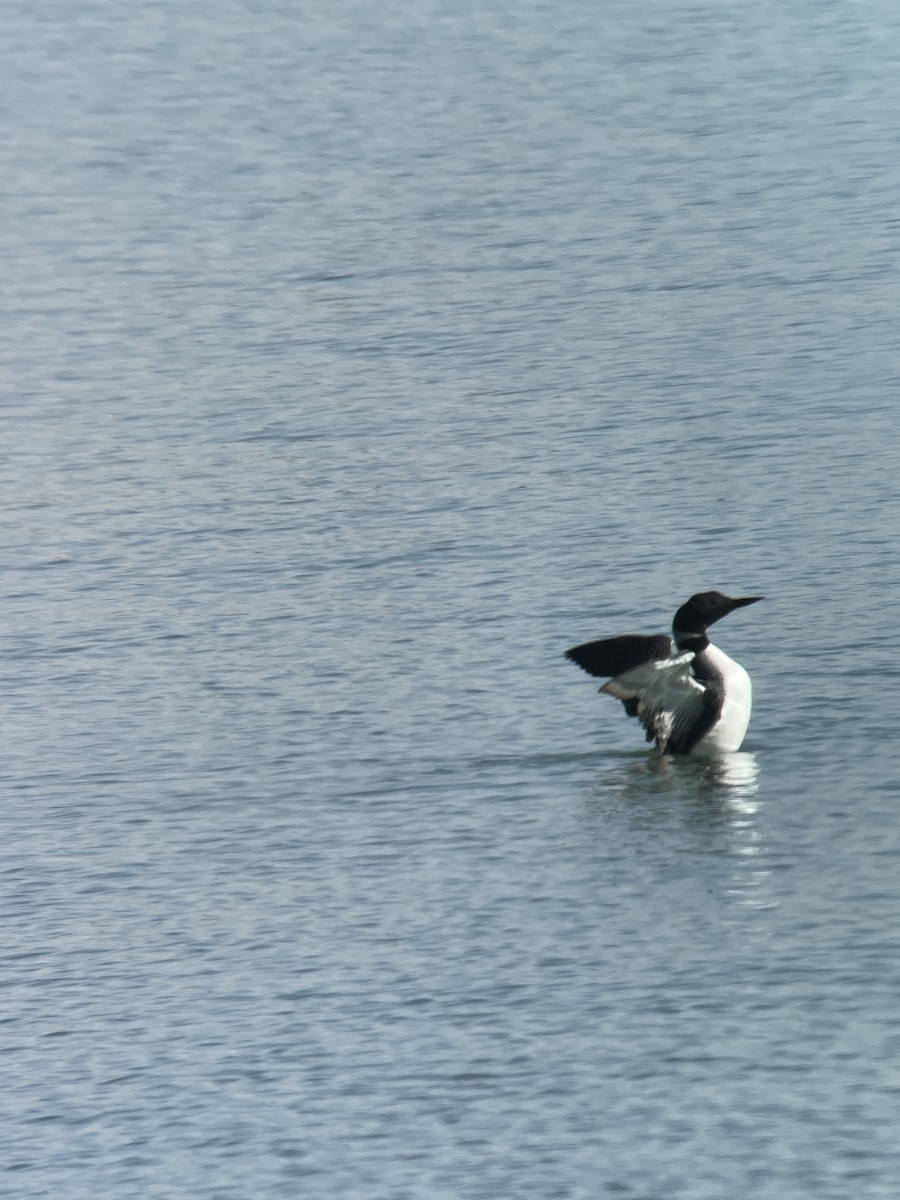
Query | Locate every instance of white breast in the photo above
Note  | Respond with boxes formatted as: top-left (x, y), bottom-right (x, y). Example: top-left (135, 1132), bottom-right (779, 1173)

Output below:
top-left (693, 643), bottom-right (753, 755)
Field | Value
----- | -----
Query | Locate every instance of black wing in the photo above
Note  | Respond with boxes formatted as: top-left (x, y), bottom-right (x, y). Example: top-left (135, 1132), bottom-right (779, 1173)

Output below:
top-left (564, 633), bottom-right (673, 679)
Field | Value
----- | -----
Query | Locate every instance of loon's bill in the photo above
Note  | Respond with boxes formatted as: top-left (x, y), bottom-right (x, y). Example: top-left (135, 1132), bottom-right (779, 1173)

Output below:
top-left (566, 591), bottom-right (763, 756)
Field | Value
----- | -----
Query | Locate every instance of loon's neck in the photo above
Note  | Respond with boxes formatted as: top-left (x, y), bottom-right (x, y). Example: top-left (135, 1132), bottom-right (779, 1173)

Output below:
top-left (673, 628), bottom-right (709, 653)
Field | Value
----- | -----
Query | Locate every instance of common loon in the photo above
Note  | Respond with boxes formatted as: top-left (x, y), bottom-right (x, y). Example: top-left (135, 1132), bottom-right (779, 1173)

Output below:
top-left (565, 591), bottom-right (763, 755)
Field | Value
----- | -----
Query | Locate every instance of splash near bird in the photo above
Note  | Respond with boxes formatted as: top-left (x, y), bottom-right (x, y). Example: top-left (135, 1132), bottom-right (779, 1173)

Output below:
top-left (566, 591), bottom-right (763, 755)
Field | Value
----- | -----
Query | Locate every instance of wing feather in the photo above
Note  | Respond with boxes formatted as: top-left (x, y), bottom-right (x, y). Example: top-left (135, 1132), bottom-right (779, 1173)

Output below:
top-left (564, 634), bottom-right (672, 679)
top-left (600, 652), bottom-right (706, 753)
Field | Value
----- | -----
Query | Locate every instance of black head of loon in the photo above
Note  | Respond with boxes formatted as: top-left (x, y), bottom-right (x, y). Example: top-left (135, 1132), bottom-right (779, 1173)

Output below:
top-left (672, 591), bottom-right (763, 650)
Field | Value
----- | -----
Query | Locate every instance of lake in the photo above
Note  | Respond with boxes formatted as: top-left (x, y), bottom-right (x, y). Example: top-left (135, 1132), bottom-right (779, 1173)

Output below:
top-left (3, 1), bottom-right (900, 1196)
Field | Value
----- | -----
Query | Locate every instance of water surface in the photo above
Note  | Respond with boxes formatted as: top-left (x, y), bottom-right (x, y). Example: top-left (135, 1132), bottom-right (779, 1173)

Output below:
top-left (4, 1), bottom-right (900, 1196)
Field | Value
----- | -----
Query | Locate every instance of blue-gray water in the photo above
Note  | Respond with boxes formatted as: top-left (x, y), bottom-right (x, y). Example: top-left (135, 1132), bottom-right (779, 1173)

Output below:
top-left (4, 2), bottom-right (900, 1196)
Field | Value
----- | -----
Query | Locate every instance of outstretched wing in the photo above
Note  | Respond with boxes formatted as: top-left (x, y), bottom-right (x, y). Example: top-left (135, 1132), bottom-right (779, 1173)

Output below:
top-left (600, 652), bottom-right (711, 753)
top-left (564, 633), bottom-right (672, 679)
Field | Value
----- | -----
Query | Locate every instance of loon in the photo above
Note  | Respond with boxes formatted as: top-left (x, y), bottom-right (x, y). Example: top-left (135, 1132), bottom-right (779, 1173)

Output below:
top-left (565, 591), bottom-right (763, 755)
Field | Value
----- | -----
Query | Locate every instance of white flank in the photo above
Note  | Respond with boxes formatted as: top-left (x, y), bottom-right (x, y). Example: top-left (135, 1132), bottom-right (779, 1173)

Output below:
top-left (691, 643), bottom-right (753, 756)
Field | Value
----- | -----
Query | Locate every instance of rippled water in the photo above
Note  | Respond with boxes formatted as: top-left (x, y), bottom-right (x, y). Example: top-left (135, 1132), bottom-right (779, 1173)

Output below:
top-left (4, 1), bottom-right (900, 1196)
